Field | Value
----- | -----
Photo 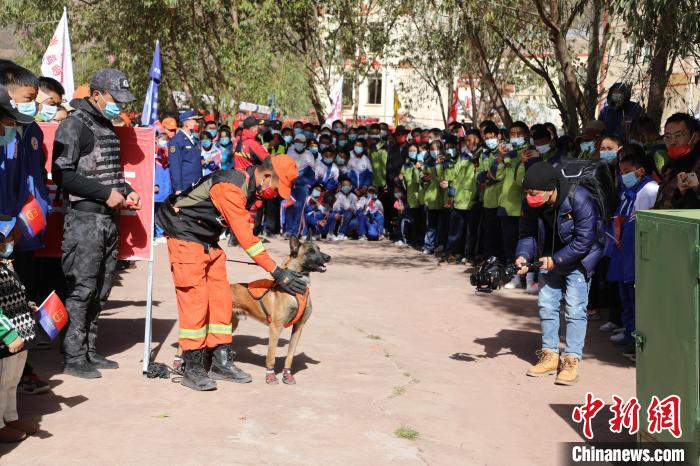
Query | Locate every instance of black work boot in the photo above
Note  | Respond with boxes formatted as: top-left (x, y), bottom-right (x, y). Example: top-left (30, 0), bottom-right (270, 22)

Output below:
top-left (63, 359), bottom-right (102, 379)
top-left (87, 353), bottom-right (119, 369)
top-left (209, 344), bottom-right (252, 383)
top-left (181, 349), bottom-right (217, 391)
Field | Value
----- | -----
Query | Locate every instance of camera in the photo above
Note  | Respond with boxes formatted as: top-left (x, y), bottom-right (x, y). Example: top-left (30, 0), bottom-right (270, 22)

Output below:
top-left (470, 256), bottom-right (542, 293)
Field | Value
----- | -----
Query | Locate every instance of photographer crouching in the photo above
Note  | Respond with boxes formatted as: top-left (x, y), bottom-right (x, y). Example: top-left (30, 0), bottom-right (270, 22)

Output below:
top-left (514, 162), bottom-right (604, 386)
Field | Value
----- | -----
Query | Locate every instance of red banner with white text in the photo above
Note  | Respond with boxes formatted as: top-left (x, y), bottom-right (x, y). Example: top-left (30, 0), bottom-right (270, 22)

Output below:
top-left (35, 122), bottom-right (155, 261)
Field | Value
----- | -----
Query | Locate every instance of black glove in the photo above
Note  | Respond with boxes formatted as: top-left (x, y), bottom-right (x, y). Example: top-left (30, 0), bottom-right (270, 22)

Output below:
top-left (271, 266), bottom-right (308, 295)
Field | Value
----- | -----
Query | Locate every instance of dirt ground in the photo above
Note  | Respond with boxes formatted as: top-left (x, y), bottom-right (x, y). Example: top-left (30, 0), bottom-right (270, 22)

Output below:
top-left (1, 237), bottom-right (635, 465)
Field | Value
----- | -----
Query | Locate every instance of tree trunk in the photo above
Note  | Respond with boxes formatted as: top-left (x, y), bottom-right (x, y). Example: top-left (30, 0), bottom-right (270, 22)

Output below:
top-left (308, 73), bottom-right (326, 124)
top-left (467, 73), bottom-right (479, 124)
top-left (352, 67), bottom-right (360, 123)
top-left (582, 0), bottom-right (604, 123)
top-left (646, 6), bottom-right (676, 124)
top-left (467, 28), bottom-right (512, 127)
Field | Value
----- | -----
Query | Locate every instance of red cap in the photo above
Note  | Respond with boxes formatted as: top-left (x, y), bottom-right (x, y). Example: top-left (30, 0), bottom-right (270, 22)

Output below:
top-left (271, 154), bottom-right (298, 200)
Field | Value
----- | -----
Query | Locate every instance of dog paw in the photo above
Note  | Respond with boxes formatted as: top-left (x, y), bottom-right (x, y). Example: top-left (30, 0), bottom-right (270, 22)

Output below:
top-left (282, 369), bottom-right (296, 385)
top-left (265, 372), bottom-right (279, 385)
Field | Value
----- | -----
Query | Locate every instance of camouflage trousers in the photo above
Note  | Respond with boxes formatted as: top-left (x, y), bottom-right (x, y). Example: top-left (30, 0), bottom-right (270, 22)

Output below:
top-left (61, 209), bottom-right (119, 364)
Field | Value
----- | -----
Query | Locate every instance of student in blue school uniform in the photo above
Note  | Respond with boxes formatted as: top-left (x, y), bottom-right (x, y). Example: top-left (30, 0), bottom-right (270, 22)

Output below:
top-left (303, 183), bottom-right (330, 240)
top-left (314, 146), bottom-right (339, 193)
top-left (330, 178), bottom-right (359, 241)
top-left (357, 186), bottom-right (385, 241)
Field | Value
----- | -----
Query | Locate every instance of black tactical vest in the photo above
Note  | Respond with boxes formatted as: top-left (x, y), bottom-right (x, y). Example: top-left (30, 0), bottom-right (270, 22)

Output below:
top-left (69, 109), bottom-right (127, 202)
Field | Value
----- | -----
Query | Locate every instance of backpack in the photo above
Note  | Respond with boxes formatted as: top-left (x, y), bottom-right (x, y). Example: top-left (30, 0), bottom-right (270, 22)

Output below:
top-left (559, 158), bottom-right (618, 223)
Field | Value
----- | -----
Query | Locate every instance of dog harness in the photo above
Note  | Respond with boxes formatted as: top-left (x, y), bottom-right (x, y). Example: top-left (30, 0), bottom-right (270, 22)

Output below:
top-left (246, 279), bottom-right (310, 328)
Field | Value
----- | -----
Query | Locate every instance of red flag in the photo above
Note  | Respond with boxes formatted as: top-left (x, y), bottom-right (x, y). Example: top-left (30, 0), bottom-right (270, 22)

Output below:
top-left (448, 88), bottom-right (459, 124)
top-left (37, 291), bottom-right (68, 340)
top-left (17, 194), bottom-right (46, 239)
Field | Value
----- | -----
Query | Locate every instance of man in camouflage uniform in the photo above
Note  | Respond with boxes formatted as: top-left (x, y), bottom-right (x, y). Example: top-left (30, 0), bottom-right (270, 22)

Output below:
top-left (52, 69), bottom-right (141, 379)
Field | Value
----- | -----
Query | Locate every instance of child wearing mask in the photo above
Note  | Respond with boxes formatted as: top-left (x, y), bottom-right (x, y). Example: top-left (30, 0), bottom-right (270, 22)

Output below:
top-left (476, 124), bottom-right (503, 260)
top-left (397, 144), bottom-right (424, 247)
top-left (217, 128), bottom-right (234, 170)
top-left (420, 140), bottom-right (448, 254)
top-left (154, 133), bottom-right (172, 243)
top-left (347, 139), bottom-right (373, 189)
top-left (330, 179), bottom-right (358, 241)
top-left (314, 146), bottom-right (340, 193)
top-left (605, 147), bottom-right (659, 360)
top-left (357, 186), bottom-right (385, 241)
top-left (494, 122), bottom-right (529, 287)
top-left (443, 131), bottom-right (480, 264)
top-left (0, 219), bottom-right (38, 442)
top-left (200, 131), bottom-right (222, 175)
top-left (335, 150), bottom-right (350, 178)
top-left (284, 134), bottom-right (315, 237)
top-left (303, 183), bottom-right (329, 240)
top-left (393, 186), bottom-right (410, 246)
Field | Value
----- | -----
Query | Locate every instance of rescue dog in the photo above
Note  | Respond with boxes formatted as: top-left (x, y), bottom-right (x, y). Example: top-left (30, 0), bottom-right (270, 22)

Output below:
top-left (230, 236), bottom-right (330, 384)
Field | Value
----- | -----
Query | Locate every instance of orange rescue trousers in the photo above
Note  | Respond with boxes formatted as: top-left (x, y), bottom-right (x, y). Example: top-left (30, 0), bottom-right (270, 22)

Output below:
top-left (167, 237), bottom-right (233, 351)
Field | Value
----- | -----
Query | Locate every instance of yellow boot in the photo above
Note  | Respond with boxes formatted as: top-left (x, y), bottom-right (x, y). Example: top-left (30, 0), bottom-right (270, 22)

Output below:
top-left (555, 354), bottom-right (580, 385)
top-left (526, 349), bottom-right (560, 377)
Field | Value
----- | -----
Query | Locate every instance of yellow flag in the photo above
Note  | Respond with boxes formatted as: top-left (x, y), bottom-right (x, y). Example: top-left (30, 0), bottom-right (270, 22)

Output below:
top-left (393, 89), bottom-right (401, 126)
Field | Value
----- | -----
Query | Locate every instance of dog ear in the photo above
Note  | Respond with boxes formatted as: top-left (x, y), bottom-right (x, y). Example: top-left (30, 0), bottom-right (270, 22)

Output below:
top-left (289, 235), bottom-right (301, 257)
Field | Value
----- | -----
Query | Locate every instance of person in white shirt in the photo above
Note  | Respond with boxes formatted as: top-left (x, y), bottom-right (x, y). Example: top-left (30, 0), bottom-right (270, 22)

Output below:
top-left (314, 147), bottom-right (339, 193)
top-left (356, 186), bottom-right (385, 240)
top-left (346, 139), bottom-right (373, 189)
top-left (329, 179), bottom-right (358, 241)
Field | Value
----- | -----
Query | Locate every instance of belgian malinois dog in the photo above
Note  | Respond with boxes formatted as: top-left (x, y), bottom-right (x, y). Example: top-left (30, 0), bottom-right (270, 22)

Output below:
top-left (230, 236), bottom-right (330, 384)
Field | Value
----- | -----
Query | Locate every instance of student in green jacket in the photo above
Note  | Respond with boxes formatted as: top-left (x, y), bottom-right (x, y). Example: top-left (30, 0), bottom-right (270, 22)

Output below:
top-left (421, 140), bottom-right (449, 254)
top-left (476, 123), bottom-right (503, 260)
top-left (443, 129), bottom-right (480, 263)
top-left (368, 124), bottom-right (390, 229)
top-left (397, 143), bottom-right (425, 247)
top-left (494, 121), bottom-right (529, 288)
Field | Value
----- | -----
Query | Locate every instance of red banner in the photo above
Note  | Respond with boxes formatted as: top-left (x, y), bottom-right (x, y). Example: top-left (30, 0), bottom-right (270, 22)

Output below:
top-left (36, 122), bottom-right (155, 261)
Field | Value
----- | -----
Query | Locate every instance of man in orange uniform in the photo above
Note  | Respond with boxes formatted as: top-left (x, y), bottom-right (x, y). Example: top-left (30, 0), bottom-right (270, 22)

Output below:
top-left (156, 154), bottom-right (308, 391)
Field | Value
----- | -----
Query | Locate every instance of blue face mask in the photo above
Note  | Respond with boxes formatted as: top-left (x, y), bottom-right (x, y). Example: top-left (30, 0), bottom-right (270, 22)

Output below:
top-left (357, 134), bottom-right (367, 140)
top-left (408, 151), bottom-right (417, 160)
top-left (17, 101), bottom-right (37, 117)
top-left (219, 137), bottom-right (231, 146)
top-left (0, 126), bottom-right (16, 145)
top-left (39, 104), bottom-right (57, 121)
top-left (599, 150), bottom-right (618, 163)
top-left (353, 146), bottom-right (364, 155)
top-left (311, 189), bottom-right (321, 198)
top-left (293, 127), bottom-right (303, 136)
top-left (283, 135), bottom-right (293, 144)
top-left (158, 139), bottom-right (168, 148)
top-left (446, 148), bottom-right (456, 157)
top-left (417, 152), bottom-right (425, 162)
top-left (535, 144), bottom-right (550, 155)
top-left (322, 157), bottom-right (334, 166)
top-left (430, 150), bottom-right (439, 158)
top-left (309, 146), bottom-right (318, 155)
top-left (103, 101), bottom-right (121, 120)
top-left (304, 131), bottom-right (315, 140)
top-left (348, 134), bottom-right (357, 142)
top-left (319, 143), bottom-right (328, 151)
top-left (191, 132), bottom-right (200, 140)
top-left (334, 127), bottom-right (344, 134)
top-left (580, 140), bottom-right (596, 153)
top-left (368, 193), bottom-right (377, 199)
top-left (621, 171), bottom-right (640, 188)
top-left (294, 142), bottom-right (306, 152)
top-left (485, 138), bottom-right (499, 150)
top-left (207, 129), bottom-right (217, 138)
top-left (338, 140), bottom-right (348, 147)
top-left (510, 137), bottom-right (525, 147)
top-left (335, 156), bottom-right (345, 166)
top-left (341, 186), bottom-right (351, 194)
top-left (202, 140), bottom-right (213, 150)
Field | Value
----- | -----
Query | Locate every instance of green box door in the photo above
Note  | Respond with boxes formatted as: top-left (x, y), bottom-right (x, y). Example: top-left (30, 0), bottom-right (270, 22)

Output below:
top-left (636, 210), bottom-right (700, 451)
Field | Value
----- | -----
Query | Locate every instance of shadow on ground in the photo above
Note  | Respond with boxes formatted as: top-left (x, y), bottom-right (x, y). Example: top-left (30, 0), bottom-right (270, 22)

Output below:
top-left (232, 334), bottom-right (321, 373)
top-left (550, 403), bottom-right (636, 443)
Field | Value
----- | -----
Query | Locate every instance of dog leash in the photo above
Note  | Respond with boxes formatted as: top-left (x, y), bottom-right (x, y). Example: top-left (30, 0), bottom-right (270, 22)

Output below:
top-left (226, 259), bottom-right (258, 266)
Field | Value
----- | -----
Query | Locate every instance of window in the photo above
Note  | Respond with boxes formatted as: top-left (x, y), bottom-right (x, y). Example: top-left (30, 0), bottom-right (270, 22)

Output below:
top-left (367, 74), bottom-right (382, 104)
top-left (342, 73), bottom-right (353, 108)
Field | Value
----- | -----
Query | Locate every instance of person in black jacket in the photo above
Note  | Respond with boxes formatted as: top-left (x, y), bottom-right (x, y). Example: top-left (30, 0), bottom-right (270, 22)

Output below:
top-left (654, 113), bottom-right (700, 209)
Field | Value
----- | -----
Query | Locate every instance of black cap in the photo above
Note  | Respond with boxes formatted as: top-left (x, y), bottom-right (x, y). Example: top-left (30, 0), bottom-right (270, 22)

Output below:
top-left (243, 116), bottom-right (259, 128)
top-left (269, 120), bottom-right (282, 130)
top-left (523, 161), bottom-right (558, 191)
top-left (90, 69), bottom-right (135, 103)
top-left (0, 85), bottom-right (35, 124)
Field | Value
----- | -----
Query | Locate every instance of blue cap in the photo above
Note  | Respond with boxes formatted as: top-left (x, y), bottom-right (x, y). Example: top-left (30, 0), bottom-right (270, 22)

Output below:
top-left (0, 216), bottom-right (16, 241)
top-left (178, 110), bottom-right (202, 123)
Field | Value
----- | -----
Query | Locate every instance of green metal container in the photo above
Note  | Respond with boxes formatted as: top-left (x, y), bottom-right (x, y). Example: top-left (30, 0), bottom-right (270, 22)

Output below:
top-left (636, 210), bottom-right (700, 458)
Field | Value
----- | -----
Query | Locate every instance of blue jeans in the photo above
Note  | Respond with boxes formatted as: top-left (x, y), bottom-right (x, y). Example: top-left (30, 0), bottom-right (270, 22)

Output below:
top-left (538, 268), bottom-right (590, 359)
top-left (358, 211), bottom-right (384, 238)
top-left (423, 209), bottom-right (440, 252)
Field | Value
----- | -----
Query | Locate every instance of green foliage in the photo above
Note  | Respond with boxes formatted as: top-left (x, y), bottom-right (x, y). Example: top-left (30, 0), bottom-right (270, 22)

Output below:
top-left (394, 424), bottom-right (419, 440)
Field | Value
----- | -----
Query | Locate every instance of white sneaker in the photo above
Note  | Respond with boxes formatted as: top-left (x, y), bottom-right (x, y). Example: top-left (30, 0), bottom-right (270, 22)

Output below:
top-left (394, 240), bottom-right (405, 246)
top-left (333, 234), bottom-right (346, 241)
top-left (610, 332), bottom-right (626, 343)
top-left (422, 249), bottom-right (432, 255)
top-left (327, 233), bottom-right (336, 241)
top-left (612, 327), bottom-right (626, 335)
top-left (358, 236), bottom-right (367, 241)
top-left (504, 275), bottom-right (522, 289)
top-left (219, 232), bottom-right (228, 240)
top-left (599, 321), bottom-right (619, 333)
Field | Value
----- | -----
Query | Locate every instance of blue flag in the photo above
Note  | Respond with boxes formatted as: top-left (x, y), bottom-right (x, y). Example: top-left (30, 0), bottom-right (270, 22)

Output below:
top-left (140, 40), bottom-right (161, 127)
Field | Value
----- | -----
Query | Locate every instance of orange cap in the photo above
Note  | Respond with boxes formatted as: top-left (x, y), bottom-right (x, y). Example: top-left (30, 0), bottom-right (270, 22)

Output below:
top-left (271, 154), bottom-right (298, 200)
top-left (74, 84), bottom-right (90, 99)
top-left (162, 117), bottom-right (177, 130)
